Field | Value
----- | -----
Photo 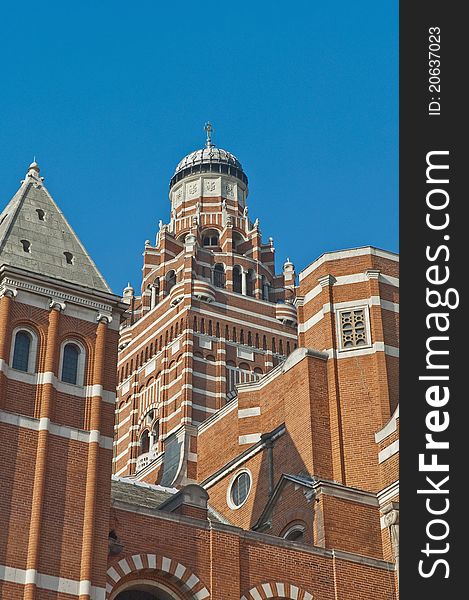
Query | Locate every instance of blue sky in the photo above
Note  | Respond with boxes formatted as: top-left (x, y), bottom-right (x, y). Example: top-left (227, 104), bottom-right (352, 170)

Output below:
top-left (0, 1), bottom-right (398, 294)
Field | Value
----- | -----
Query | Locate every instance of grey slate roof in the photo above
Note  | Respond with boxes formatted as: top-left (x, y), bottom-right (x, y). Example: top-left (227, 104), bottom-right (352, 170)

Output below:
top-left (0, 162), bottom-right (111, 293)
top-left (111, 477), bottom-right (232, 524)
top-left (111, 478), bottom-right (176, 510)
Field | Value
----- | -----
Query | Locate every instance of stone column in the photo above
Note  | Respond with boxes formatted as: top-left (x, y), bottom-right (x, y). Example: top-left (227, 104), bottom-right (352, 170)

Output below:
top-left (79, 315), bottom-right (109, 600)
top-left (150, 285), bottom-right (157, 309)
top-left (318, 274), bottom-right (346, 485)
top-left (0, 286), bottom-right (16, 409)
top-left (241, 269), bottom-right (247, 296)
top-left (24, 300), bottom-right (63, 600)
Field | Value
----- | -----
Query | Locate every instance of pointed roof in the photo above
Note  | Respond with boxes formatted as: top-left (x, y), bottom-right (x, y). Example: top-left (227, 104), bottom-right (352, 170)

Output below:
top-left (0, 161), bottom-right (111, 293)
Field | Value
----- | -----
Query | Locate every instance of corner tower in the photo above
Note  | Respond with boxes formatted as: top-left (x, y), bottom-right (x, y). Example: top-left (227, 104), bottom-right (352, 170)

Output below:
top-left (114, 125), bottom-right (298, 485)
top-left (0, 162), bottom-right (124, 600)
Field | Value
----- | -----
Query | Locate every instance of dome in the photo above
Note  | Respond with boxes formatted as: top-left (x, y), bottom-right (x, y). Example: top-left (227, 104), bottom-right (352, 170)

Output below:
top-left (174, 146), bottom-right (243, 175)
top-left (169, 123), bottom-right (248, 189)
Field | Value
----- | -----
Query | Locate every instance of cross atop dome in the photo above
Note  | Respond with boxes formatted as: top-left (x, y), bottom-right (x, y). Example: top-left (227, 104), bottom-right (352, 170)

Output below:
top-left (204, 121), bottom-right (213, 148)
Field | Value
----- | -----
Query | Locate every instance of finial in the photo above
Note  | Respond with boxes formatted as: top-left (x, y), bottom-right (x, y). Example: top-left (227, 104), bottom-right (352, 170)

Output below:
top-left (26, 158), bottom-right (41, 182)
top-left (204, 122), bottom-right (213, 148)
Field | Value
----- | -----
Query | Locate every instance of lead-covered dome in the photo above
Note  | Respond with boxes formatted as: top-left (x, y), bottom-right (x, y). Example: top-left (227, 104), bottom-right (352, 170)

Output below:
top-left (169, 123), bottom-right (248, 189)
top-left (174, 147), bottom-right (242, 174)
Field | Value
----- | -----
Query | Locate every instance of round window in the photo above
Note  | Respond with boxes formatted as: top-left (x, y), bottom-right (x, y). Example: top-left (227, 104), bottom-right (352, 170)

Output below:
top-left (229, 471), bottom-right (251, 508)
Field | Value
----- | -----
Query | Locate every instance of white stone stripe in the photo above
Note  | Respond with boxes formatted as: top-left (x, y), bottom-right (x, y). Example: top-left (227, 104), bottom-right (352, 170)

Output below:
top-left (194, 589), bottom-right (210, 600)
top-left (0, 565), bottom-right (105, 599)
top-left (3, 366), bottom-right (109, 403)
top-left (302, 272), bottom-right (399, 306)
top-left (0, 410), bottom-right (113, 449)
top-left (238, 407), bottom-right (261, 418)
top-left (117, 310), bottom-right (188, 366)
top-left (161, 556), bottom-right (172, 572)
top-left (250, 588), bottom-right (263, 600)
top-left (262, 583), bottom-right (273, 597)
top-left (325, 343), bottom-right (399, 359)
top-left (147, 554), bottom-right (157, 569)
top-left (275, 583), bottom-right (285, 596)
top-left (186, 573), bottom-right (200, 588)
top-left (113, 442), bottom-right (139, 463)
top-left (381, 299), bottom-right (399, 313)
top-left (131, 554), bottom-right (144, 570)
top-left (299, 246), bottom-right (399, 281)
top-left (197, 399), bottom-right (238, 433)
top-left (0, 362), bottom-right (116, 404)
top-left (239, 433), bottom-right (262, 445)
top-left (378, 440), bottom-right (399, 464)
top-left (299, 296), bottom-right (399, 333)
top-left (192, 306), bottom-right (297, 339)
top-left (118, 558), bottom-right (131, 575)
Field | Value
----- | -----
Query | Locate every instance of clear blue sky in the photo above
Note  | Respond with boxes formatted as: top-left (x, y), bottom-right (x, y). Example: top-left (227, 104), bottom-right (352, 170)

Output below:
top-left (0, 1), bottom-right (398, 294)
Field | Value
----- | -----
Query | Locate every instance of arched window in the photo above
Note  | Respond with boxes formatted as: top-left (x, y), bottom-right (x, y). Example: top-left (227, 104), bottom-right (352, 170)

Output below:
top-left (61, 343), bottom-right (81, 384)
top-left (166, 270), bottom-right (176, 292)
top-left (246, 269), bottom-right (255, 297)
top-left (151, 277), bottom-right (160, 308)
top-left (202, 228), bottom-right (219, 247)
top-left (11, 330), bottom-right (34, 372)
top-left (232, 231), bottom-right (245, 253)
top-left (139, 430), bottom-right (150, 455)
top-left (213, 263), bottom-right (225, 288)
top-left (233, 265), bottom-right (242, 293)
top-left (262, 275), bottom-right (271, 301)
top-left (152, 420), bottom-right (160, 451)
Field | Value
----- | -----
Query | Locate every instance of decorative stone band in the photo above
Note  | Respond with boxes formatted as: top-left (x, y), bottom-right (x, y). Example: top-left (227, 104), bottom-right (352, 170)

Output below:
top-left (0, 565), bottom-right (105, 599)
top-left (241, 582), bottom-right (313, 600)
top-left (0, 410), bottom-right (113, 449)
top-left (298, 295), bottom-right (399, 334)
top-left (378, 439), bottom-right (399, 464)
top-left (324, 342), bottom-right (399, 360)
top-left (106, 554), bottom-right (209, 600)
top-left (0, 276), bottom-right (117, 314)
top-left (301, 272), bottom-right (399, 306)
top-left (0, 361), bottom-right (116, 404)
top-left (299, 247), bottom-right (399, 282)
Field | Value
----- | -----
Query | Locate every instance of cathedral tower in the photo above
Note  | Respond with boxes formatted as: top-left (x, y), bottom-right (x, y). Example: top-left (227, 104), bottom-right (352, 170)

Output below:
top-left (114, 125), bottom-right (298, 485)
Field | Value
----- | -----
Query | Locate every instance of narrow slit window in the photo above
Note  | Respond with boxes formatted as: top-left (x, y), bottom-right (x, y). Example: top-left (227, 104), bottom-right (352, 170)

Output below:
top-left (36, 209), bottom-right (45, 221)
top-left (20, 239), bottom-right (31, 253)
top-left (64, 252), bottom-right (74, 264)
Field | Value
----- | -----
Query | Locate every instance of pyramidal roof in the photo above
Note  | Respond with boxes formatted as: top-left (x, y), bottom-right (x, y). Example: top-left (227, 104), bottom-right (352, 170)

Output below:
top-left (0, 161), bottom-right (111, 293)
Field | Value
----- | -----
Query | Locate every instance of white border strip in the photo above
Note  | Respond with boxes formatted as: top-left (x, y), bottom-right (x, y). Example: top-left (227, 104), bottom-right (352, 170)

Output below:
top-left (0, 410), bottom-right (113, 449)
top-left (299, 246), bottom-right (399, 281)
